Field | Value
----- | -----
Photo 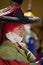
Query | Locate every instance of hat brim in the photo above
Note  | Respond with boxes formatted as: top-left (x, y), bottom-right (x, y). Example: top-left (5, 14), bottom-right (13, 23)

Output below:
top-left (0, 16), bottom-right (40, 24)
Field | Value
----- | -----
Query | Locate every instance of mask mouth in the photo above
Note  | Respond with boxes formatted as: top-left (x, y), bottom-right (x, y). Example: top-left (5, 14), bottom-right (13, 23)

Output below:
top-left (11, 0), bottom-right (23, 5)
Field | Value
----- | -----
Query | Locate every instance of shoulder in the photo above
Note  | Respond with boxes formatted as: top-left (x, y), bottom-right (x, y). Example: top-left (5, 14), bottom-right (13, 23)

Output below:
top-left (0, 40), bottom-right (16, 49)
top-left (0, 40), bottom-right (18, 59)
top-left (0, 40), bottom-right (12, 46)
top-left (0, 40), bottom-right (18, 49)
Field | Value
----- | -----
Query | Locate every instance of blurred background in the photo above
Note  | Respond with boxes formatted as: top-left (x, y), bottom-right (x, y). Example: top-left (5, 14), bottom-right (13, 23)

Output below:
top-left (0, 0), bottom-right (43, 57)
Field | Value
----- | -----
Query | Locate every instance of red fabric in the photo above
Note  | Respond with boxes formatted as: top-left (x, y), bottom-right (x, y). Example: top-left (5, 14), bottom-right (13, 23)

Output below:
top-left (7, 60), bottom-right (19, 65)
top-left (19, 62), bottom-right (29, 65)
top-left (4, 23), bottom-right (22, 33)
top-left (0, 58), bottom-right (6, 65)
top-left (0, 58), bottom-right (29, 65)
top-left (36, 63), bottom-right (40, 65)
top-left (3, 4), bottom-right (23, 33)
top-left (0, 22), bottom-right (2, 43)
top-left (12, 4), bottom-right (20, 15)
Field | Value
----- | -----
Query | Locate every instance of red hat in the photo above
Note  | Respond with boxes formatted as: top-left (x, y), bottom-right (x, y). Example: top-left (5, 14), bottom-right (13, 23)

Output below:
top-left (4, 22), bottom-right (22, 33)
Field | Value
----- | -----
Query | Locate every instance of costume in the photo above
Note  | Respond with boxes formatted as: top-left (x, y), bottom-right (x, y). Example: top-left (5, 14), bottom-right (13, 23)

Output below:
top-left (0, 0), bottom-right (36, 65)
top-left (0, 24), bottom-right (36, 65)
top-left (0, 0), bottom-right (24, 42)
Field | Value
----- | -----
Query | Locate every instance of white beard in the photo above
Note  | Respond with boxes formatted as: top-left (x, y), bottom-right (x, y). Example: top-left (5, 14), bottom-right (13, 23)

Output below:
top-left (24, 25), bottom-right (31, 33)
top-left (6, 32), bottom-right (23, 43)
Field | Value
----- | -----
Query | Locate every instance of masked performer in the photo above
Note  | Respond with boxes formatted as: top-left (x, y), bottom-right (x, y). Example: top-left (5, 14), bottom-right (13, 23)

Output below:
top-left (0, 0), bottom-right (36, 65)
top-left (0, 23), bottom-right (36, 65)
